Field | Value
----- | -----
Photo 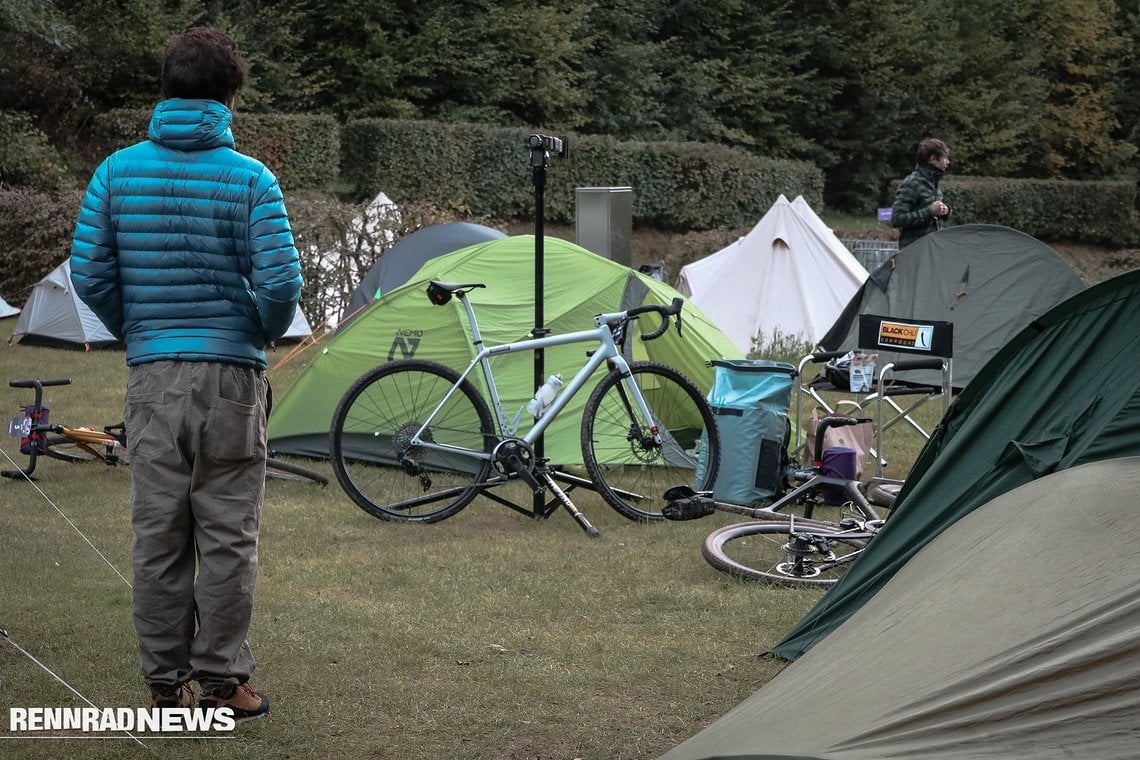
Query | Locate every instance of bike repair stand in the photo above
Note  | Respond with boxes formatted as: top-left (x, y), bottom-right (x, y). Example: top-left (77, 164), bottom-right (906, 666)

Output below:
top-left (520, 134), bottom-right (600, 536)
top-left (2, 378), bottom-right (70, 481)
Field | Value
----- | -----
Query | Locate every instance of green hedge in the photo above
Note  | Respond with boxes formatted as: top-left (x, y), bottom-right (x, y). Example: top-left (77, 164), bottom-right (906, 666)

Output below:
top-left (0, 188), bottom-right (83, 302)
top-left (941, 177), bottom-right (1138, 247)
top-left (93, 109), bottom-right (340, 191)
top-left (0, 112), bottom-right (71, 191)
top-left (340, 119), bottom-right (823, 229)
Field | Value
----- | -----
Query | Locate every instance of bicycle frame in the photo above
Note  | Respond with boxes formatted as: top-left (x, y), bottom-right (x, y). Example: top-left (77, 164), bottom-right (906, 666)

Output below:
top-left (407, 290), bottom-right (660, 463)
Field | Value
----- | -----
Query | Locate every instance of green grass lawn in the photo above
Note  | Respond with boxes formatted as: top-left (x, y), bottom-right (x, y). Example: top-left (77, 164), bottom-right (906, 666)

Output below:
top-left (0, 334), bottom-right (856, 760)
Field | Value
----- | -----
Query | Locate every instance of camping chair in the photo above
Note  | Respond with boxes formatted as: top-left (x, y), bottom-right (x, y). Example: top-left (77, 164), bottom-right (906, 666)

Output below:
top-left (794, 315), bottom-right (954, 480)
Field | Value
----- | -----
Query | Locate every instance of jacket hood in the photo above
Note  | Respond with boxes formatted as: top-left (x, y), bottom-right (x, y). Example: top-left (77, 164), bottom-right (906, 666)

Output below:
top-left (148, 99), bottom-right (236, 151)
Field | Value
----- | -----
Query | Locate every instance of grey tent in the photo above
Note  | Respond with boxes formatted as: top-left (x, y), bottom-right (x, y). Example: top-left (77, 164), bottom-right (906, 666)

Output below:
top-left (10, 259), bottom-right (312, 348)
top-left (776, 268), bottom-right (1140, 661)
top-left (10, 259), bottom-right (119, 348)
top-left (338, 221), bottom-right (505, 329)
top-left (0, 294), bottom-right (20, 318)
top-left (818, 224), bottom-right (1084, 389)
top-left (659, 457), bottom-right (1140, 760)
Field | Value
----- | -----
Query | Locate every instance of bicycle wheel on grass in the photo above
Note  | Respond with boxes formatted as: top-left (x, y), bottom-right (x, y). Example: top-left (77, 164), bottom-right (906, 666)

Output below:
top-left (329, 360), bottom-right (495, 522)
top-left (702, 520), bottom-right (868, 588)
top-left (45, 434), bottom-right (128, 466)
top-left (581, 361), bottom-right (720, 521)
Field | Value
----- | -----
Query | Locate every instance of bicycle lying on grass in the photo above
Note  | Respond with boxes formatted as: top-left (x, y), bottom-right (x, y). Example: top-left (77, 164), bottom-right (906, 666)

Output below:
top-left (4, 378), bottom-right (328, 485)
top-left (328, 280), bottom-right (721, 536)
top-left (665, 415), bottom-right (890, 587)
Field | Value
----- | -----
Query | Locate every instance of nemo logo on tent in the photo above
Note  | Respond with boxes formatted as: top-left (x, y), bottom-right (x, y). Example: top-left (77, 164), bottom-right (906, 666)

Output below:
top-left (877, 321), bottom-right (934, 350)
top-left (388, 332), bottom-right (421, 360)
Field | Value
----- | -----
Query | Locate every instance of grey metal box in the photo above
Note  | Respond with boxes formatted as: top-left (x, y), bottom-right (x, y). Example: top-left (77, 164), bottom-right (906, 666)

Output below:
top-left (575, 187), bottom-right (632, 267)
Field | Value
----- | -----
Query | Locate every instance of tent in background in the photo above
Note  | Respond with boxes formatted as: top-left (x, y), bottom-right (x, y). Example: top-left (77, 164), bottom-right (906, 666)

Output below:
top-left (819, 224), bottom-right (1085, 390)
top-left (278, 306), bottom-right (314, 343)
top-left (9, 260), bottom-right (119, 348)
top-left (9, 259), bottom-right (312, 349)
top-left (677, 195), bottom-right (868, 354)
top-left (338, 221), bottom-right (505, 329)
top-left (775, 268), bottom-right (1140, 662)
top-left (659, 458), bottom-right (1140, 760)
top-left (0, 294), bottom-right (20, 318)
top-left (268, 235), bottom-right (742, 461)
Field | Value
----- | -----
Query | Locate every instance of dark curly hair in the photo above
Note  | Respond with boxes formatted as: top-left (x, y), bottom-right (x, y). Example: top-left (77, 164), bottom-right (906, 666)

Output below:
top-left (160, 26), bottom-right (248, 104)
top-left (916, 138), bottom-right (949, 165)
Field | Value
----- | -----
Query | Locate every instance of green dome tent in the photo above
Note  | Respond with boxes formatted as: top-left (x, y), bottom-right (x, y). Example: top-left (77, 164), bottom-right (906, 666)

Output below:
top-left (268, 235), bottom-right (741, 463)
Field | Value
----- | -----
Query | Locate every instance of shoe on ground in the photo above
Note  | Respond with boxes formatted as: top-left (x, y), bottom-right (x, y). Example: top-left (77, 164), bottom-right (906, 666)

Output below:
top-left (198, 683), bottom-right (270, 722)
top-left (149, 682), bottom-right (193, 709)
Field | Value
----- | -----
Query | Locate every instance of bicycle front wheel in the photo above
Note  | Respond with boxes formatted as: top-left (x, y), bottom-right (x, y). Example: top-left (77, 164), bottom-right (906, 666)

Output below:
top-left (44, 434), bottom-right (128, 466)
top-left (702, 521), bottom-right (868, 588)
top-left (329, 360), bottom-right (495, 522)
top-left (44, 436), bottom-right (100, 463)
top-left (581, 361), bottom-right (720, 521)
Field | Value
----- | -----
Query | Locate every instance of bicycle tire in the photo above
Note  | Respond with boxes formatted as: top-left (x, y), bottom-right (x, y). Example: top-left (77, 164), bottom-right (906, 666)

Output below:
top-left (702, 520), bottom-right (869, 588)
top-left (44, 435), bottom-right (127, 466)
top-left (266, 455), bottom-right (329, 486)
top-left (329, 359), bottom-right (495, 522)
top-left (581, 361), bottom-right (720, 521)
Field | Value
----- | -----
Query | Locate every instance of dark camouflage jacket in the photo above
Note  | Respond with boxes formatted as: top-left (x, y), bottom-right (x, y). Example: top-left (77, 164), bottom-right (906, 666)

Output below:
top-left (890, 162), bottom-right (945, 248)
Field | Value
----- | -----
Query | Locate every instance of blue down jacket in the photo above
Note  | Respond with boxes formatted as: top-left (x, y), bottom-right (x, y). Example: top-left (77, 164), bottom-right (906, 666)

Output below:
top-left (70, 98), bottom-right (302, 369)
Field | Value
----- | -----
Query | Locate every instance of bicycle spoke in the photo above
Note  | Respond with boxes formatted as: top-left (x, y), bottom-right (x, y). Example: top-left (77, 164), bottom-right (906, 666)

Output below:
top-left (582, 362), bottom-right (720, 521)
top-left (330, 360), bottom-right (494, 522)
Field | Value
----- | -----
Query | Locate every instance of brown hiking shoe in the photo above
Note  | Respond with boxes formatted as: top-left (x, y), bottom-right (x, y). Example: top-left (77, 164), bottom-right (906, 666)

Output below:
top-left (198, 683), bottom-right (270, 722)
top-left (149, 682), bottom-right (193, 709)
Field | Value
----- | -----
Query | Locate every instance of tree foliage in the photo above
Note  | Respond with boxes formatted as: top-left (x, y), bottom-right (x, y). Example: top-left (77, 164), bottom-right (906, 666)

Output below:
top-left (2, 0), bottom-right (1137, 210)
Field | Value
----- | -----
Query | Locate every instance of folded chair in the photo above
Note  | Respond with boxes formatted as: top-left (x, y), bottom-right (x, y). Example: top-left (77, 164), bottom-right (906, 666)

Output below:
top-left (795, 315), bottom-right (954, 482)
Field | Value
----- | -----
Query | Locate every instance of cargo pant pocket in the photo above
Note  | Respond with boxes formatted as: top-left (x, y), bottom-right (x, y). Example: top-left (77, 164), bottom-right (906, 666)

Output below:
top-left (126, 392), bottom-right (176, 461)
top-left (204, 396), bottom-right (263, 464)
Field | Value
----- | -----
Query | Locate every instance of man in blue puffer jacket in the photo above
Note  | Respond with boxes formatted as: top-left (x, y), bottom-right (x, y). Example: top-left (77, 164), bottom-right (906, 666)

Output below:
top-left (70, 25), bottom-right (302, 721)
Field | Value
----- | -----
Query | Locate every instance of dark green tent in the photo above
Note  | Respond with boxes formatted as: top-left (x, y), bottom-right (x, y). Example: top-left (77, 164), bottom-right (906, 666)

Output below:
top-left (818, 224), bottom-right (1084, 389)
top-left (774, 268), bottom-right (1140, 662)
top-left (659, 458), bottom-right (1140, 760)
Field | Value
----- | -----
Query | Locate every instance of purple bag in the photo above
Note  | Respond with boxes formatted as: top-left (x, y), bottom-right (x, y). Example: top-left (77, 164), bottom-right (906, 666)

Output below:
top-left (821, 446), bottom-right (856, 505)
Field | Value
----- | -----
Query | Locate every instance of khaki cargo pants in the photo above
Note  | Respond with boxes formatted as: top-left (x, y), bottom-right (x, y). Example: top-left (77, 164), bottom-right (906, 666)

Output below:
top-left (125, 360), bottom-right (267, 696)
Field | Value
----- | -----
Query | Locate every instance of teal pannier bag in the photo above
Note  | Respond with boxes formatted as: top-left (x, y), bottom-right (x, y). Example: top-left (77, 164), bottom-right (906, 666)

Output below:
top-left (703, 359), bottom-right (795, 505)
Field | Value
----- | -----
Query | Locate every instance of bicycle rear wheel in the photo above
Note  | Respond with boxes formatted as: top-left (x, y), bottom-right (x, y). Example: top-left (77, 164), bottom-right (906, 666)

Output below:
top-left (329, 360), bottom-right (495, 522)
top-left (581, 361), bottom-right (720, 521)
top-left (702, 520), bottom-right (868, 588)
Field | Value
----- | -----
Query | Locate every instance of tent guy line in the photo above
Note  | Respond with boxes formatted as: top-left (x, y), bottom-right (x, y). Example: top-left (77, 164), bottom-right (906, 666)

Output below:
top-left (0, 628), bottom-right (148, 748)
top-left (0, 445), bottom-right (131, 588)
top-left (0, 449), bottom-right (142, 747)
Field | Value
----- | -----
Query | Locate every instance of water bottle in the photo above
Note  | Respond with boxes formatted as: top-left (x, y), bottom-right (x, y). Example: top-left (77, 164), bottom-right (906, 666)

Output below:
top-left (526, 374), bottom-right (563, 418)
